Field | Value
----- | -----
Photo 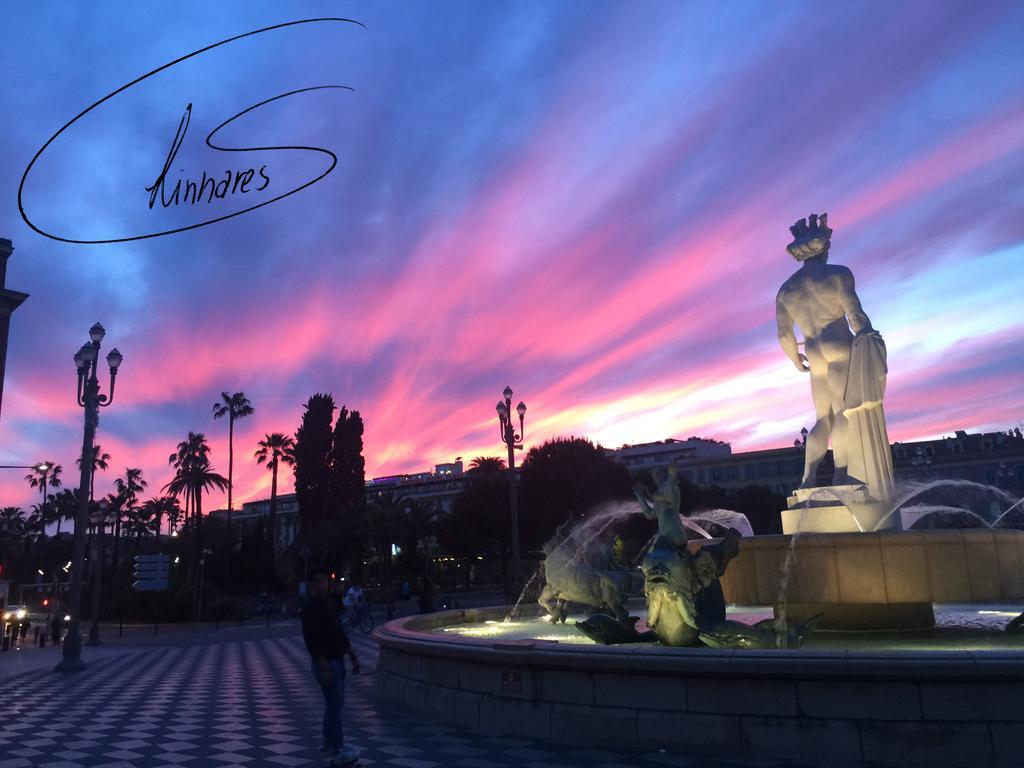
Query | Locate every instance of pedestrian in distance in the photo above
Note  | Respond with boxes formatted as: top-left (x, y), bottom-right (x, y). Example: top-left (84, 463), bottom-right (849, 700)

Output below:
top-left (301, 567), bottom-right (362, 767)
top-left (417, 575), bottom-right (435, 614)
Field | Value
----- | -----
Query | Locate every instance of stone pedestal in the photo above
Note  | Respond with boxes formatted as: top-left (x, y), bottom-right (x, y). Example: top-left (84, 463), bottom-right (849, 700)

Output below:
top-left (782, 484), bottom-right (900, 534)
top-left (719, 529), bottom-right (1024, 631)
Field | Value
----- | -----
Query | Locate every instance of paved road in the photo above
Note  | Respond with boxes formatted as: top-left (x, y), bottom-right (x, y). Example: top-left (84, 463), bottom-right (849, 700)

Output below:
top-left (0, 622), bottom-right (851, 768)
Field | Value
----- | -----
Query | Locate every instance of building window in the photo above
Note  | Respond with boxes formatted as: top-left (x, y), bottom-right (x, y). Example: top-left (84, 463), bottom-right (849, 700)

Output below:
top-left (726, 466), bottom-right (738, 481)
top-left (743, 464), bottom-right (756, 480)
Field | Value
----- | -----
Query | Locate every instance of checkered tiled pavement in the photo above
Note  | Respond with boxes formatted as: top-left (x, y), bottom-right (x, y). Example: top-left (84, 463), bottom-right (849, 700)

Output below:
top-left (0, 627), bottom-right (843, 768)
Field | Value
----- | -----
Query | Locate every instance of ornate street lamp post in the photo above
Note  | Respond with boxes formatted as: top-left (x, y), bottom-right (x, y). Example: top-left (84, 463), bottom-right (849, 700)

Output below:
top-left (87, 498), bottom-right (109, 646)
top-left (56, 323), bottom-right (122, 672)
top-left (0, 238), bottom-right (29, 427)
top-left (496, 386), bottom-right (527, 588)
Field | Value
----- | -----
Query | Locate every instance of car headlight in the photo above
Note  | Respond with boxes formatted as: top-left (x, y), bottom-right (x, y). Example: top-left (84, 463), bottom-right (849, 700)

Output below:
top-left (16, 610), bottom-right (27, 620)
top-left (63, 614), bottom-right (71, 621)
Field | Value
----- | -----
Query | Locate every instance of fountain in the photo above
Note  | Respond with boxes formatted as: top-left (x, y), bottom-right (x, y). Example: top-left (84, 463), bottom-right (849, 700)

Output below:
top-left (375, 214), bottom-right (1024, 765)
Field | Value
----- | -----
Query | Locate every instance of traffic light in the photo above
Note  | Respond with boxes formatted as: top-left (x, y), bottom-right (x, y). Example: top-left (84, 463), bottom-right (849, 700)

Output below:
top-left (42, 598), bottom-right (49, 607)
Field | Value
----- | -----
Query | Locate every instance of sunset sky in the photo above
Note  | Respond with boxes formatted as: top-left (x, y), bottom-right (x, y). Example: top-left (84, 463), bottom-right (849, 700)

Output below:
top-left (1, 1), bottom-right (1022, 512)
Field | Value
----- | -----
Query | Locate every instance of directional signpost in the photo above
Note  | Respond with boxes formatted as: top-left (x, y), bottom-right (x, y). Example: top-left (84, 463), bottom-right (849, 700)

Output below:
top-left (132, 554), bottom-right (169, 592)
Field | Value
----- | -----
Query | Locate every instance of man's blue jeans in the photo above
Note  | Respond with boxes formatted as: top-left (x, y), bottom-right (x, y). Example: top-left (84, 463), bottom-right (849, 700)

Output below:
top-left (312, 658), bottom-right (346, 748)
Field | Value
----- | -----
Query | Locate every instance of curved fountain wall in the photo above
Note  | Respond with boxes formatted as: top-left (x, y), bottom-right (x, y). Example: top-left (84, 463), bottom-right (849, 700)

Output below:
top-left (376, 606), bottom-right (1024, 767)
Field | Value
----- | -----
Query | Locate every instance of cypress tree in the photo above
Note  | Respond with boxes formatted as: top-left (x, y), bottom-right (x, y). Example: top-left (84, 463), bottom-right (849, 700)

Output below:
top-left (294, 393), bottom-right (335, 529)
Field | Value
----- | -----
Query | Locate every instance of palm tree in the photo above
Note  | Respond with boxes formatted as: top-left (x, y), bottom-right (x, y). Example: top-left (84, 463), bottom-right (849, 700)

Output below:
top-left (165, 497), bottom-right (184, 535)
top-left (0, 506), bottom-right (27, 552)
top-left (167, 432), bottom-right (210, 523)
top-left (26, 504), bottom-right (47, 541)
top-left (468, 456), bottom-right (506, 474)
top-left (212, 392), bottom-right (254, 527)
top-left (113, 468), bottom-right (147, 572)
top-left (124, 501), bottom-right (156, 547)
top-left (0, 506), bottom-right (26, 535)
top-left (25, 463), bottom-right (62, 531)
top-left (142, 495), bottom-right (180, 538)
top-left (254, 433), bottom-right (295, 551)
top-left (164, 435), bottom-right (227, 559)
top-left (76, 445), bottom-right (111, 503)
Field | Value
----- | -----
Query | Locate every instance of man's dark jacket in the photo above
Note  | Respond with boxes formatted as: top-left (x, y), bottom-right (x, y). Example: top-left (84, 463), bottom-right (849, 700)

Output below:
top-left (301, 595), bottom-right (352, 660)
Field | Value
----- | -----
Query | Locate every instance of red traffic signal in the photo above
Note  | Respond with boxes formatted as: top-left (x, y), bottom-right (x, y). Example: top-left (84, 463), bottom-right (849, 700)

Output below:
top-left (42, 598), bottom-right (50, 607)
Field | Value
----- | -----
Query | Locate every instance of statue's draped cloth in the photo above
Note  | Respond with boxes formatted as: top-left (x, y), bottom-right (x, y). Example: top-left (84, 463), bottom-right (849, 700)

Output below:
top-left (843, 332), bottom-right (895, 501)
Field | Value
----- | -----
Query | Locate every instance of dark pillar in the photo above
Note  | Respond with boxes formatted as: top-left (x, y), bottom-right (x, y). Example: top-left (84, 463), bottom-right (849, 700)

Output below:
top-left (0, 239), bottom-right (29, 426)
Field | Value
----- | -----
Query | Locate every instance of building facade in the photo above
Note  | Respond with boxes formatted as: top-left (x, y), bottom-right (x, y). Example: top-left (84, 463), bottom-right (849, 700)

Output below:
top-left (211, 460), bottom-right (470, 548)
top-left (216, 429), bottom-right (1024, 540)
top-left (610, 429), bottom-right (1024, 498)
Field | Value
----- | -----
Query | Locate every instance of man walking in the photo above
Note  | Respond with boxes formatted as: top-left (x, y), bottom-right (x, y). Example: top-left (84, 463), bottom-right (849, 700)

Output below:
top-left (301, 568), bottom-right (361, 766)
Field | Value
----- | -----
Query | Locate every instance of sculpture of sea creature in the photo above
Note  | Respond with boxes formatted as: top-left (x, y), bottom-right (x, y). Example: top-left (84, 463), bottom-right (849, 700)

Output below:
top-left (1007, 611), bottom-right (1024, 635)
top-left (640, 529), bottom-right (741, 646)
top-left (698, 613), bottom-right (823, 650)
top-left (538, 521), bottom-right (637, 622)
top-left (573, 614), bottom-right (656, 645)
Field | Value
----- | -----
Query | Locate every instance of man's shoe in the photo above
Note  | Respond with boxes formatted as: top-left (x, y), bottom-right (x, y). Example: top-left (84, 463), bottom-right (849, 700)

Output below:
top-left (331, 744), bottom-right (361, 766)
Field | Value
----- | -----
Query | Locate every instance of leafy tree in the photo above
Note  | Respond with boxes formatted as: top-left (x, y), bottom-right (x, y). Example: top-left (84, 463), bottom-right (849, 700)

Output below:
top-left (365, 491), bottom-right (402, 584)
top-left (385, 499), bottom-right (434, 576)
top-left (212, 391), bottom-right (255, 569)
top-left (255, 432), bottom-right (296, 550)
top-left (77, 445), bottom-right (111, 503)
top-left (675, 479), bottom-right (784, 535)
top-left (519, 437), bottom-right (632, 551)
top-left (468, 456), bottom-right (506, 474)
top-left (294, 394), bottom-right (336, 530)
top-left (438, 472), bottom-right (510, 563)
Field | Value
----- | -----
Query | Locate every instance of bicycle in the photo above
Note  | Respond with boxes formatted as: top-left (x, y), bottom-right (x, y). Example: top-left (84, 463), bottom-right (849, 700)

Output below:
top-left (341, 602), bottom-right (375, 634)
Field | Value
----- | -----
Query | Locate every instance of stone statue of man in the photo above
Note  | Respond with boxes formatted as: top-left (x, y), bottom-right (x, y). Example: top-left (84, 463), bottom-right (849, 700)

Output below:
top-left (775, 213), bottom-right (893, 498)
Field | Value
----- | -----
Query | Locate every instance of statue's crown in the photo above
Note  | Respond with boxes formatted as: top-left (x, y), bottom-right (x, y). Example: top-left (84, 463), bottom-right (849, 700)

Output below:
top-left (787, 213), bottom-right (832, 261)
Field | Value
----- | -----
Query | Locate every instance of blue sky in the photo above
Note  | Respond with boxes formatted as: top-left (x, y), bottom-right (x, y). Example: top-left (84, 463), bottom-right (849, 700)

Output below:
top-left (1, 1), bottom-right (1022, 509)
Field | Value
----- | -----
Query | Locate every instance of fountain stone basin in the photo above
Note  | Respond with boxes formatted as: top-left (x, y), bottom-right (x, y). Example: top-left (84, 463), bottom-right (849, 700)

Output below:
top-left (375, 605), bottom-right (1024, 766)
top-left (719, 528), bottom-right (1024, 630)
